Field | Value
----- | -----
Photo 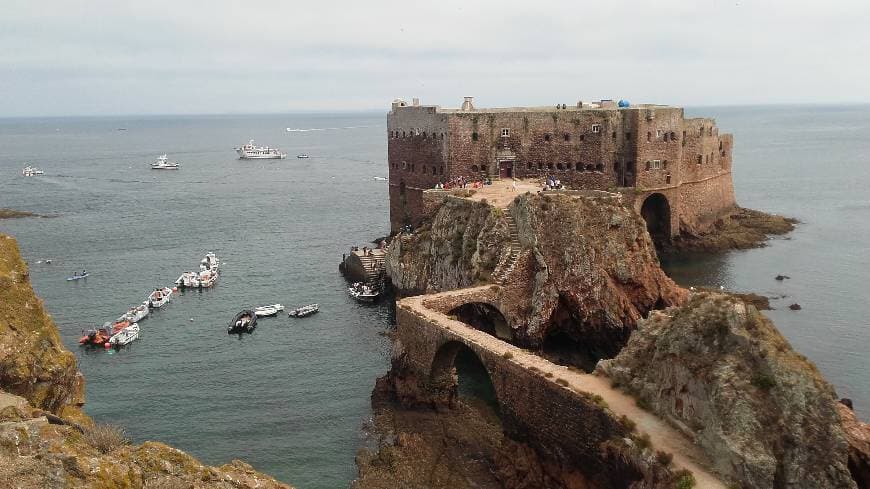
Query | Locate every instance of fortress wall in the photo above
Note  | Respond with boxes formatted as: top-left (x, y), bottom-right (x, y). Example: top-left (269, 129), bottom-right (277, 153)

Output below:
top-left (676, 172), bottom-right (737, 234)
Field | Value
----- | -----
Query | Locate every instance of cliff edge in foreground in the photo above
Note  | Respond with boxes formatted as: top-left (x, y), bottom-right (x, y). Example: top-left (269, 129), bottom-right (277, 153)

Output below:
top-left (0, 234), bottom-right (291, 488)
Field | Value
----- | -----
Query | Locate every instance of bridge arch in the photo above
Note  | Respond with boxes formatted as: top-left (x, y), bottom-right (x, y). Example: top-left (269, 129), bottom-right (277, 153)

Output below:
top-left (640, 192), bottom-right (671, 243)
top-left (430, 341), bottom-right (501, 421)
top-left (447, 302), bottom-right (513, 342)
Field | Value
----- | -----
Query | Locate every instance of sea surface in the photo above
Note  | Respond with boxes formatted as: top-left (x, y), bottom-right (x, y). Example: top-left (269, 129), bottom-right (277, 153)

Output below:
top-left (1, 106), bottom-right (868, 487)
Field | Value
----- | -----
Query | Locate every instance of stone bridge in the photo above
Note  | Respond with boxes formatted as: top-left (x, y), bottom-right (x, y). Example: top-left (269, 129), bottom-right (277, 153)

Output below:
top-left (395, 286), bottom-right (725, 488)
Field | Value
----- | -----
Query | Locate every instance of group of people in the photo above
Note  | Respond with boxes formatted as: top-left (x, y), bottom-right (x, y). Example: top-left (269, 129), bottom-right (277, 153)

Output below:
top-left (543, 176), bottom-right (565, 191)
top-left (433, 176), bottom-right (493, 190)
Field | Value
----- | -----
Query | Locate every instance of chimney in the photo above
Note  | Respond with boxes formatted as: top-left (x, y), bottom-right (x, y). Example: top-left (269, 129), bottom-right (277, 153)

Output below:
top-left (412, 98), bottom-right (420, 106)
top-left (461, 96), bottom-right (475, 111)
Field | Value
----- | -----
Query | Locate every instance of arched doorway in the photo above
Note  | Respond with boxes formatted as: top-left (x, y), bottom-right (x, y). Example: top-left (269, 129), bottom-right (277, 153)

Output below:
top-left (430, 341), bottom-right (500, 422)
top-left (640, 193), bottom-right (671, 243)
top-left (448, 302), bottom-right (513, 342)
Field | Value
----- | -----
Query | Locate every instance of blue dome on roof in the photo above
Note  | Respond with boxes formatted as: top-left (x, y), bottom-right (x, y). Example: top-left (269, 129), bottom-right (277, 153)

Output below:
top-left (618, 99), bottom-right (630, 108)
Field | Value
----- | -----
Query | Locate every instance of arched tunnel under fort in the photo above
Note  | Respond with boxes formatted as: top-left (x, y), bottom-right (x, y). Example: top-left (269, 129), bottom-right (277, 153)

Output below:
top-left (540, 295), bottom-right (633, 373)
top-left (640, 193), bottom-right (671, 246)
top-left (430, 341), bottom-right (501, 423)
top-left (448, 302), bottom-right (514, 342)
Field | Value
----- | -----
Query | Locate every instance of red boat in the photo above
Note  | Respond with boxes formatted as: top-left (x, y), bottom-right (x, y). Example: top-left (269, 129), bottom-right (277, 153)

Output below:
top-left (78, 328), bottom-right (111, 346)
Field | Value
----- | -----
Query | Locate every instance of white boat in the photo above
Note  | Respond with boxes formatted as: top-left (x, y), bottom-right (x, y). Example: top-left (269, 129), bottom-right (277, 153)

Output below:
top-left (348, 282), bottom-right (379, 303)
top-left (288, 304), bottom-right (319, 317)
top-left (124, 303), bottom-right (150, 323)
top-left (235, 140), bottom-right (286, 159)
top-left (372, 176), bottom-right (387, 181)
top-left (175, 271), bottom-right (200, 288)
top-left (148, 287), bottom-right (173, 308)
top-left (197, 269), bottom-right (218, 288)
top-left (151, 154), bottom-right (180, 170)
top-left (254, 304), bottom-right (285, 317)
top-left (200, 252), bottom-right (219, 272)
top-left (22, 165), bottom-right (45, 176)
top-left (296, 154), bottom-right (310, 159)
top-left (109, 323), bottom-right (140, 346)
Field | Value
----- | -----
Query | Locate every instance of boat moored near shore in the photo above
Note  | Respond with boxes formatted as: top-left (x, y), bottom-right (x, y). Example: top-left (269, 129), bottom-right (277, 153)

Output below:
top-left (288, 304), bottom-right (319, 317)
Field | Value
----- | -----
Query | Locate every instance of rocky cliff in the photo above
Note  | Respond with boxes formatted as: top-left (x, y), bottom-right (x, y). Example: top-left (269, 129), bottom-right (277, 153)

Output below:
top-left (598, 292), bottom-right (858, 489)
top-left (387, 192), bottom-right (686, 364)
top-left (0, 234), bottom-right (291, 489)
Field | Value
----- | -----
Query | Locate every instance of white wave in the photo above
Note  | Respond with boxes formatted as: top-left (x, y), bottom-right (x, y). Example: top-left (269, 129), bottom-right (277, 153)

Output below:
top-left (285, 125), bottom-right (381, 132)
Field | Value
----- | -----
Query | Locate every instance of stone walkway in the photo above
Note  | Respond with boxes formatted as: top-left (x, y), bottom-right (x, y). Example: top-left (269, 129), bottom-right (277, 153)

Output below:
top-left (402, 288), bottom-right (726, 489)
top-left (463, 179), bottom-right (541, 208)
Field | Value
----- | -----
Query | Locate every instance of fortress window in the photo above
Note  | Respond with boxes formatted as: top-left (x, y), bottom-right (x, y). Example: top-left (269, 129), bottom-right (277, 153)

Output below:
top-left (432, 166), bottom-right (437, 174)
top-left (697, 155), bottom-right (703, 165)
top-left (544, 134), bottom-right (551, 142)
top-left (719, 141), bottom-right (723, 150)
top-left (547, 163), bottom-right (554, 170)
top-left (612, 131), bottom-right (617, 139)
top-left (576, 162), bottom-right (583, 171)
top-left (656, 129), bottom-right (663, 139)
top-left (422, 131), bottom-right (427, 138)
top-left (440, 166), bottom-right (444, 175)
top-left (471, 165), bottom-right (479, 172)
top-left (596, 163), bottom-right (604, 172)
top-left (563, 133), bottom-right (570, 141)
top-left (402, 161), bottom-right (407, 170)
top-left (645, 161), bottom-right (651, 171)
top-left (666, 173), bottom-right (672, 184)
top-left (537, 163), bottom-right (543, 170)
top-left (472, 132), bottom-right (479, 141)
top-left (579, 134), bottom-right (585, 142)
top-left (614, 161), bottom-right (621, 171)
top-left (501, 128), bottom-right (510, 137)
top-left (585, 164), bottom-right (594, 171)
top-left (647, 132), bottom-right (652, 142)
top-left (411, 164), bottom-right (415, 172)
top-left (662, 160), bottom-right (668, 169)
top-left (591, 124), bottom-right (601, 133)
top-left (557, 163), bottom-right (564, 170)
top-left (402, 131), bottom-right (406, 138)
top-left (625, 132), bottom-right (632, 140)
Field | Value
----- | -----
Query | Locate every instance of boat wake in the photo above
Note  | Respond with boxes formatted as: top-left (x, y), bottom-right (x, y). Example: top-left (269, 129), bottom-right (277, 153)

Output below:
top-left (285, 125), bottom-right (382, 132)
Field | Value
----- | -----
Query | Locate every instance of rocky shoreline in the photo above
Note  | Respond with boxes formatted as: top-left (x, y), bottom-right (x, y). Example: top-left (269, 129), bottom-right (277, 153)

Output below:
top-left (662, 206), bottom-right (798, 254)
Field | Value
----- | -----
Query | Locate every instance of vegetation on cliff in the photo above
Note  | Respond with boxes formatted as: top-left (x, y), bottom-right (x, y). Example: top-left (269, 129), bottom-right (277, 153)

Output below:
top-left (0, 208), bottom-right (40, 219)
top-left (598, 292), bottom-right (858, 488)
top-left (0, 233), bottom-right (291, 488)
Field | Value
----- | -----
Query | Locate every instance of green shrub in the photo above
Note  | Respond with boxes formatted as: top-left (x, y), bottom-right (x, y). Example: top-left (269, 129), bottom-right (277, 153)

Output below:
top-left (635, 432), bottom-right (652, 450)
top-left (751, 373), bottom-right (776, 391)
top-left (619, 414), bottom-right (636, 433)
top-left (674, 469), bottom-right (696, 489)
top-left (636, 397), bottom-right (653, 411)
top-left (502, 351), bottom-right (514, 359)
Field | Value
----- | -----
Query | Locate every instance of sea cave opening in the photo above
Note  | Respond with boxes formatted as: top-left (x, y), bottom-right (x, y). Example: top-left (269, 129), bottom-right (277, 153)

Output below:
top-left (540, 295), bottom-right (632, 373)
top-left (431, 341), bottom-right (501, 424)
top-left (448, 302), bottom-right (514, 342)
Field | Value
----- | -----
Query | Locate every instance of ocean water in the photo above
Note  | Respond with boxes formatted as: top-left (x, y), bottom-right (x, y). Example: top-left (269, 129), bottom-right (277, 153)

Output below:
top-left (1, 106), bottom-right (868, 487)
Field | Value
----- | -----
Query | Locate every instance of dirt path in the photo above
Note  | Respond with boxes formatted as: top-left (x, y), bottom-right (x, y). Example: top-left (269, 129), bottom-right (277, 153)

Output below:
top-left (403, 289), bottom-right (726, 488)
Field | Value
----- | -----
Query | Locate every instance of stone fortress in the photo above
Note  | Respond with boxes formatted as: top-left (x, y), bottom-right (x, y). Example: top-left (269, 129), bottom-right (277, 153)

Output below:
top-left (387, 97), bottom-right (736, 242)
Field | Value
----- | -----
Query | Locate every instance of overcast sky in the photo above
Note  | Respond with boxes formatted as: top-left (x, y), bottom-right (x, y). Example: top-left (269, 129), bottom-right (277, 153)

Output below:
top-left (1, 0), bottom-right (868, 117)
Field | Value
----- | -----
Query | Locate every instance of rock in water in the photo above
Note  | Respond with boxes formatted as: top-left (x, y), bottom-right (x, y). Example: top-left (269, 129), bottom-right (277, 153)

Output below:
top-left (598, 292), bottom-right (857, 489)
top-left (789, 303), bottom-right (802, 310)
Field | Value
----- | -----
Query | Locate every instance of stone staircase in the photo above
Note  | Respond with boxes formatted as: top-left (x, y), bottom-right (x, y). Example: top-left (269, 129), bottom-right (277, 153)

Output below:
top-left (357, 250), bottom-right (386, 288)
top-left (492, 214), bottom-right (521, 284)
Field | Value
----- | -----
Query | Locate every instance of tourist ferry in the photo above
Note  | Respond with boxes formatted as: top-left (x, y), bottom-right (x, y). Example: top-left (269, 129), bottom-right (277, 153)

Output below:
top-left (151, 155), bottom-right (180, 170)
top-left (22, 166), bottom-right (44, 176)
top-left (235, 140), bottom-right (286, 159)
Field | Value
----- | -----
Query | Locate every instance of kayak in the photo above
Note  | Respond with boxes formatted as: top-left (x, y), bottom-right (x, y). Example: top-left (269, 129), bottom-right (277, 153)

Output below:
top-left (66, 273), bottom-right (90, 281)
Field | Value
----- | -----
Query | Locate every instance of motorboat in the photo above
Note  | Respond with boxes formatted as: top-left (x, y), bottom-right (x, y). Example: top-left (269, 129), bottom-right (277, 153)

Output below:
top-left (79, 327), bottom-right (111, 346)
top-left (254, 304), bottom-right (285, 317)
top-left (288, 304), bottom-right (319, 317)
top-left (148, 287), bottom-right (173, 308)
top-left (109, 323), bottom-right (140, 346)
top-left (197, 269), bottom-right (218, 288)
top-left (109, 319), bottom-right (131, 335)
top-left (235, 140), bottom-right (286, 159)
top-left (296, 154), bottom-right (310, 159)
top-left (66, 272), bottom-right (90, 281)
top-left (372, 176), bottom-right (387, 181)
top-left (22, 166), bottom-right (45, 176)
top-left (175, 271), bottom-right (199, 288)
top-left (124, 302), bottom-right (150, 323)
top-left (348, 282), bottom-right (379, 303)
top-left (201, 252), bottom-right (220, 272)
top-left (151, 154), bottom-right (180, 170)
top-left (228, 310), bottom-right (257, 334)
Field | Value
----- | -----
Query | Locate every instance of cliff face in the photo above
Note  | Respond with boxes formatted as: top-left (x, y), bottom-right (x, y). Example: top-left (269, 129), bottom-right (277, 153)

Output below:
top-left (387, 192), bottom-right (686, 356)
top-left (0, 235), bottom-right (86, 423)
top-left (598, 292), bottom-right (857, 489)
top-left (0, 234), bottom-right (291, 489)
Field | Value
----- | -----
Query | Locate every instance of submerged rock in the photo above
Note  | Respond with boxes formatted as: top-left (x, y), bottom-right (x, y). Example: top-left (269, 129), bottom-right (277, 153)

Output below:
top-left (598, 292), bottom-right (857, 489)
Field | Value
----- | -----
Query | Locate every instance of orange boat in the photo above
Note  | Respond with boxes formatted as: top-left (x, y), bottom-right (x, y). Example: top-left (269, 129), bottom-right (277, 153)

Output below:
top-left (78, 328), bottom-right (111, 346)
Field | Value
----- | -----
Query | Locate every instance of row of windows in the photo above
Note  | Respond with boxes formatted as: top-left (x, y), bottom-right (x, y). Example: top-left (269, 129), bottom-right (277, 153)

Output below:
top-left (520, 162), bottom-right (606, 172)
top-left (390, 130), bottom-right (445, 139)
top-left (646, 160), bottom-right (668, 170)
top-left (391, 161), bottom-right (445, 175)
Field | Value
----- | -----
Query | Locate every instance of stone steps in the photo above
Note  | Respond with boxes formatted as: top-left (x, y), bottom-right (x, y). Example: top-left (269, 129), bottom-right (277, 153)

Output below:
top-left (493, 214), bottom-right (521, 284)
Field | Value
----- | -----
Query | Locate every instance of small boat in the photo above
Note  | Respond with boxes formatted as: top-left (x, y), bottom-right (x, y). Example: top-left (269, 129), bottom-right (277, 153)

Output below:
top-left (124, 303), bottom-right (150, 323)
top-left (254, 304), bottom-right (285, 317)
top-left (348, 282), bottom-right (379, 303)
top-left (175, 271), bottom-right (199, 288)
top-left (288, 304), bottom-right (319, 317)
top-left (79, 327), bottom-right (111, 346)
top-left (372, 176), bottom-right (387, 181)
top-left (109, 323), bottom-right (140, 346)
top-left (201, 252), bottom-right (220, 272)
top-left (228, 310), bottom-right (257, 334)
top-left (296, 154), bottom-right (310, 159)
top-left (151, 154), bottom-right (180, 170)
top-left (197, 269), bottom-right (218, 288)
top-left (66, 272), bottom-right (90, 281)
top-left (22, 165), bottom-right (45, 176)
top-left (148, 287), bottom-right (173, 308)
top-left (235, 140), bottom-right (286, 159)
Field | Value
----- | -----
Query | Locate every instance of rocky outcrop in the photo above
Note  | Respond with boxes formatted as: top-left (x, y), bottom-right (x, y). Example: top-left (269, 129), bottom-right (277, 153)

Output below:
top-left (0, 234), bottom-right (292, 488)
top-left (838, 402), bottom-right (870, 488)
top-left (598, 292), bottom-right (857, 489)
top-left (387, 192), bottom-right (686, 355)
top-left (665, 207), bottom-right (797, 253)
top-left (0, 235), bottom-right (86, 423)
